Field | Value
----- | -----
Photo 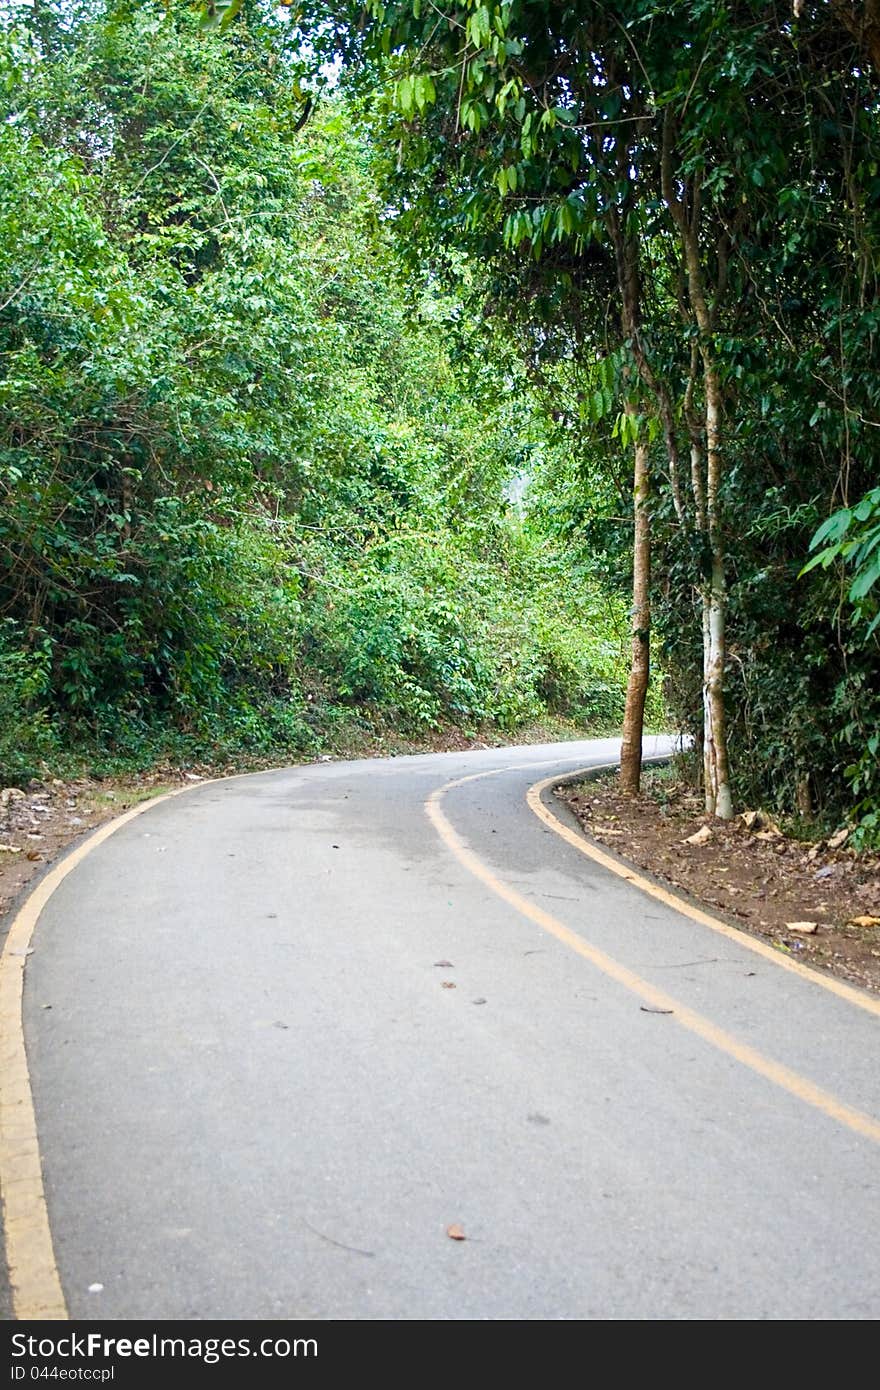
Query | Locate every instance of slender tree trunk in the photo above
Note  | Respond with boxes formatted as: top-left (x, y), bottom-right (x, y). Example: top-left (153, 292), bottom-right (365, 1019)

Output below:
top-left (685, 345), bottom-right (707, 532)
top-left (608, 215), bottom-right (652, 797)
top-left (662, 114), bottom-right (734, 819)
top-left (702, 363), bottom-right (734, 819)
top-left (700, 587), bottom-right (712, 803)
top-left (687, 366), bottom-right (714, 805)
top-left (702, 559), bottom-right (733, 817)
top-left (620, 416), bottom-right (651, 796)
top-left (796, 775), bottom-right (812, 817)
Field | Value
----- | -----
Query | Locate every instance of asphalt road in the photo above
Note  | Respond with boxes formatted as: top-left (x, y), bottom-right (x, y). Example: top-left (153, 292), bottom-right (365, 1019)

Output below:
top-left (19, 737), bottom-right (880, 1319)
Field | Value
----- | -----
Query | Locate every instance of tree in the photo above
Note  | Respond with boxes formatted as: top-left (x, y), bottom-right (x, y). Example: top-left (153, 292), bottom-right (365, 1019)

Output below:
top-left (290, 2), bottom-right (732, 805)
top-left (288, 0), bottom-right (880, 830)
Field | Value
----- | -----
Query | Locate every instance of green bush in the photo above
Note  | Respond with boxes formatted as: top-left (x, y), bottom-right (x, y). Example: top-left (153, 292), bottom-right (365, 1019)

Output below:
top-left (0, 9), bottom-right (643, 775)
top-left (0, 622), bottom-right (58, 784)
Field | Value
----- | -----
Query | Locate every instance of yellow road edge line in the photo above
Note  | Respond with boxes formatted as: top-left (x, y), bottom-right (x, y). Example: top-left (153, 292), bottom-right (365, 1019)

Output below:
top-left (425, 765), bottom-right (880, 1147)
top-left (527, 767), bottom-right (880, 1020)
top-left (1, 756), bottom-right (319, 1321)
top-left (0, 780), bottom-right (210, 1321)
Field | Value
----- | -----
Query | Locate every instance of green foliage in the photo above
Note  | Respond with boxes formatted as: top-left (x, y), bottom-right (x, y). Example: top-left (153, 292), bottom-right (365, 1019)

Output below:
top-left (0, 3), bottom-right (634, 781)
top-left (301, 530), bottom-right (635, 734)
top-left (804, 488), bottom-right (880, 634)
top-left (0, 622), bottom-right (58, 783)
top-left (16, 0), bottom-right (880, 845)
top-left (294, 0), bottom-right (880, 833)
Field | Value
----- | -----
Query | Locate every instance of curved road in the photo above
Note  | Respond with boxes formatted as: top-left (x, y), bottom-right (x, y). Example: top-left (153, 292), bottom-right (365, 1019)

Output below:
top-left (12, 737), bottom-right (880, 1319)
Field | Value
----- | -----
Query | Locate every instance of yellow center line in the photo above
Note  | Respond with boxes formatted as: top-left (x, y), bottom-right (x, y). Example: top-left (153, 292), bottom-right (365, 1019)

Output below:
top-left (425, 761), bottom-right (880, 1147)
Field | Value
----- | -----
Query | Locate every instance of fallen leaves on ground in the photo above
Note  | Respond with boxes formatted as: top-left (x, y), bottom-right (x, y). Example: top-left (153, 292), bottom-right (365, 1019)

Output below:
top-left (559, 775), bottom-right (880, 995)
top-left (684, 825), bottom-right (713, 846)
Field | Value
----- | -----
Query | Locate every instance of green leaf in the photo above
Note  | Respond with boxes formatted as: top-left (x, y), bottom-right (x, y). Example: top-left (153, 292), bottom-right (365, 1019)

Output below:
top-left (809, 509), bottom-right (852, 551)
top-left (850, 561), bottom-right (880, 602)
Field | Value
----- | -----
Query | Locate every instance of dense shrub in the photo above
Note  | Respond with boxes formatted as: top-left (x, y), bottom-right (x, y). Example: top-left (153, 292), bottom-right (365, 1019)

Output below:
top-left (0, 8), bottom-right (636, 781)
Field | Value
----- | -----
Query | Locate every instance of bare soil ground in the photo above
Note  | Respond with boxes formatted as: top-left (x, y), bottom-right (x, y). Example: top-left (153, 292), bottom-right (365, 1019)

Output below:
top-left (0, 772), bottom-right (193, 925)
top-left (558, 769), bottom-right (880, 995)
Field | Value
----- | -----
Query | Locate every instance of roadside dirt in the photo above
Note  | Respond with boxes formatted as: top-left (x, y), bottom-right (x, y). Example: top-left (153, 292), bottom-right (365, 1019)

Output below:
top-left (0, 772), bottom-right (194, 926)
top-left (557, 770), bottom-right (880, 995)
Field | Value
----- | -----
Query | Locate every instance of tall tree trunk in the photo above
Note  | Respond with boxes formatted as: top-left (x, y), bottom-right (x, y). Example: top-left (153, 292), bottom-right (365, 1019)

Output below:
top-left (620, 416), bottom-right (651, 796)
top-left (701, 363), bottom-right (734, 819)
top-left (662, 114), bottom-right (734, 818)
top-left (607, 213), bottom-right (653, 796)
